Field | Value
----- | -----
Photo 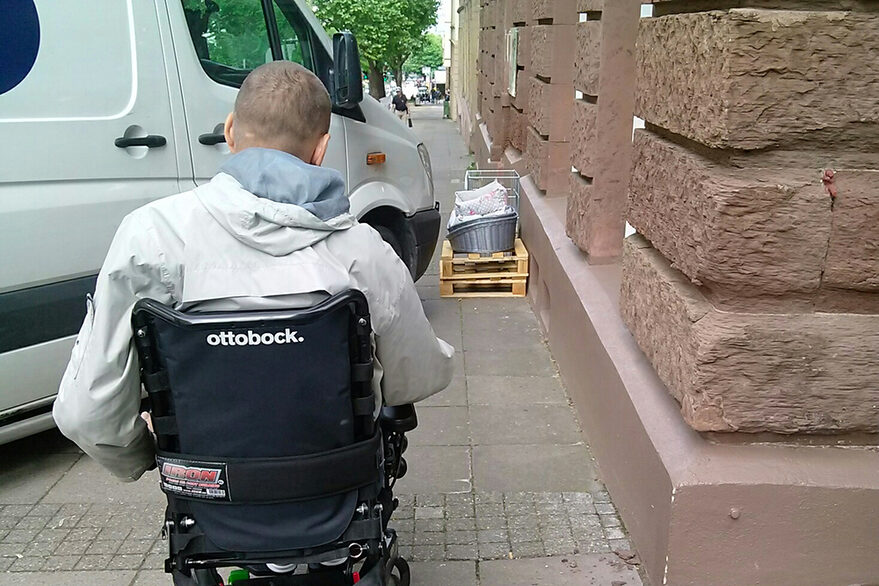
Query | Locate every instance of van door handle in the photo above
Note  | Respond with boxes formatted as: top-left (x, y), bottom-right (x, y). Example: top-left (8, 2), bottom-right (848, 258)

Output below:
top-left (198, 132), bottom-right (226, 146)
top-left (115, 135), bottom-right (167, 148)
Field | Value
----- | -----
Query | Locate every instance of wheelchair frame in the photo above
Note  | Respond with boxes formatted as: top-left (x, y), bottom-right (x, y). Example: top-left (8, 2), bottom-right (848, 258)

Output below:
top-left (132, 291), bottom-right (417, 586)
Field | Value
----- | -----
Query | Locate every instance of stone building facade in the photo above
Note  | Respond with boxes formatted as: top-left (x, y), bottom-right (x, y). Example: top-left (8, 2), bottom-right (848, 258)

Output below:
top-left (451, 1), bottom-right (879, 584)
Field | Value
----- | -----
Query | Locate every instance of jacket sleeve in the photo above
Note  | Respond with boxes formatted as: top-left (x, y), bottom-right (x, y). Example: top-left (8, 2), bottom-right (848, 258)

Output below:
top-left (53, 214), bottom-right (174, 481)
top-left (354, 228), bottom-right (455, 406)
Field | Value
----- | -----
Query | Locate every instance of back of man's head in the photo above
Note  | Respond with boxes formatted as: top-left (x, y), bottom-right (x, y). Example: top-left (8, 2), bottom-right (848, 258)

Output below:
top-left (228, 61), bottom-right (331, 162)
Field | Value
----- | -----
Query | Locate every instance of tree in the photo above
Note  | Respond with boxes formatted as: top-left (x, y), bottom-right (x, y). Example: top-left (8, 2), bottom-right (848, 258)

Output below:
top-left (404, 33), bottom-right (443, 75)
top-left (313, 0), bottom-right (438, 99)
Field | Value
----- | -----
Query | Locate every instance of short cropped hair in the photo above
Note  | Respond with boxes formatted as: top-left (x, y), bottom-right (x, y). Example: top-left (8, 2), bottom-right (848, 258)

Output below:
top-left (234, 61), bottom-right (331, 155)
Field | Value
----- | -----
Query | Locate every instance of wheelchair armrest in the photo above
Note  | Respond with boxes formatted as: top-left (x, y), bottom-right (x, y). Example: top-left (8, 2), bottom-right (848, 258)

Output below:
top-left (380, 404), bottom-right (418, 433)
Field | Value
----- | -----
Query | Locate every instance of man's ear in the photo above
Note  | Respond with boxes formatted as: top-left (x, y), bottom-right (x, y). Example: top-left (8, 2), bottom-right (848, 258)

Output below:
top-left (310, 133), bottom-right (331, 166)
top-left (223, 112), bottom-right (238, 153)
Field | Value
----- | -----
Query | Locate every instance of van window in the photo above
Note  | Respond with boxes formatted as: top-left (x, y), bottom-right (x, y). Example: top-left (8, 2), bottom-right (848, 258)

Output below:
top-left (271, 0), bottom-right (314, 71)
top-left (181, 0), bottom-right (314, 88)
top-left (182, 0), bottom-right (271, 87)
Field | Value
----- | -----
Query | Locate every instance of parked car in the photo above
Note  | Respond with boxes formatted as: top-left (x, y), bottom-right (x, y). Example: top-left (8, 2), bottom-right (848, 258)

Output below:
top-left (0, 0), bottom-right (440, 444)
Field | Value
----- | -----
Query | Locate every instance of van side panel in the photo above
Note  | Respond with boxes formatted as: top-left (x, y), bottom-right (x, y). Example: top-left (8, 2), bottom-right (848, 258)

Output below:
top-left (0, 1), bottom-right (180, 414)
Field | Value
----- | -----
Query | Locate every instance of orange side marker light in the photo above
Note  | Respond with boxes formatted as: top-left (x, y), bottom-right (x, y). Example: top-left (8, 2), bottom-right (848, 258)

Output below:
top-left (366, 152), bottom-right (386, 165)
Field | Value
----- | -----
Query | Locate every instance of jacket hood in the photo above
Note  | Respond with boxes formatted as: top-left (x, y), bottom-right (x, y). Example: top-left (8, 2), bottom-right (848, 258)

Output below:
top-left (195, 148), bottom-right (355, 256)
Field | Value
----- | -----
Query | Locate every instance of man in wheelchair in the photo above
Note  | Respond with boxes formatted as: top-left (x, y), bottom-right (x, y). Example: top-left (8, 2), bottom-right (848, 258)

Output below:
top-left (53, 62), bottom-right (455, 585)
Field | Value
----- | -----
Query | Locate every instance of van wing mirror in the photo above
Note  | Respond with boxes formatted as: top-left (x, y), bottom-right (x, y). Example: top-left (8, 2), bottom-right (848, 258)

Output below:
top-left (331, 32), bottom-right (364, 108)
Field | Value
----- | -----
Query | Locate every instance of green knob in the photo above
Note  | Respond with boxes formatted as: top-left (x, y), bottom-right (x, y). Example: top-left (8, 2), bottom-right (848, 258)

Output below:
top-left (228, 568), bottom-right (250, 583)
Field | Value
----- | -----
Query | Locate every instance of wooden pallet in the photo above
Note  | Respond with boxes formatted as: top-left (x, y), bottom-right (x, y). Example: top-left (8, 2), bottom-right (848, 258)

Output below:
top-left (439, 238), bottom-right (529, 298)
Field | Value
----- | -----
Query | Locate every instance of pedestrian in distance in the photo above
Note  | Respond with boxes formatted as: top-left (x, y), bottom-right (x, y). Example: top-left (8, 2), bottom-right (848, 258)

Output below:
top-left (392, 88), bottom-right (411, 127)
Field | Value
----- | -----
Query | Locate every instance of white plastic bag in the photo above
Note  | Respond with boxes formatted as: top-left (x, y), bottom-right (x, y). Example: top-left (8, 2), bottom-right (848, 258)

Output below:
top-left (448, 181), bottom-right (513, 228)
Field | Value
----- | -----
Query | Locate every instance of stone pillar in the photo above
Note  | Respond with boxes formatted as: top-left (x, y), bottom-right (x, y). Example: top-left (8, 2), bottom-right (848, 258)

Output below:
top-left (523, 0), bottom-right (577, 196)
top-left (507, 0), bottom-right (531, 153)
top-left (474, 0), bottom-right (508, 161)
top-left (452, 0), bottom-right (481, 142)
top-left (621, 4), bottom-right (879, 434)
top-left (566, 0), bottom-right (640, 258)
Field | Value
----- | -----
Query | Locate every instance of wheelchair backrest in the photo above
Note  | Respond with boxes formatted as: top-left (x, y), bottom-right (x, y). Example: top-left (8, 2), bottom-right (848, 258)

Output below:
top-left (132, 290), bottom-right (377, 503)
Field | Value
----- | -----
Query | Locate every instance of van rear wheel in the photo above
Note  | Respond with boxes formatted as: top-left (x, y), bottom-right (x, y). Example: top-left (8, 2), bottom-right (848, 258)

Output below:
top-left (374, 224), bottom-right (404, 261)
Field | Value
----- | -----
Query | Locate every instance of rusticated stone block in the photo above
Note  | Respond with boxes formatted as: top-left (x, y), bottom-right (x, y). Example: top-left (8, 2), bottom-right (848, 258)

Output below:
top-left (577, 0), bottom-right (602, 11)
top-left (531, 0), bottom-right (577, 24)
top-left (479, 29), bottom-right (492, 53)
top-left (528, 76), bottom-right (574, 141)
top-left (481, 0), bottom-right (498, 28)
top-left (509, 106), bottom-right (527, 151)
top-left (526, 126), bottom-right (572, 194)
top-left (566, 172), bottom-right (595, 249)
top-left (513, 69), bottom-right (529, 110)
top-left (516, 25), bottom-right (531, 68)
top-left (823, 170), bottom-right (879, 292)
top-left (487, 106), bottom-right (509, 147)
top-left (491, 74), bottom-right (503, 99)
top-left (530, 24), bottom-right (576, 82)
top-left (620, 235), bottom-right (879, 434)
top-left (512, 0), bottom-right (529, 24)
top-left (574, 20), bottom-right (601, 95)
top-left (571, 97), bottom-right (597, 177)
top-left (637, 9), bottom-right (879, 149)
top-left (493, 52), bottom-right (508, 96)
top-left (627, 130), bottom-right (830, 295)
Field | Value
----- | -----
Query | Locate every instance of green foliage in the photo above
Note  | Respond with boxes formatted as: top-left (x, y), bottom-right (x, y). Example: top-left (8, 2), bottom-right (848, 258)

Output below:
top-left (312, 0), bottom-right (438, 68)
top-left (404, 33), bottom-right (443, 74)
top-left (182, 0), bottom-right (308, 70)
top-left (183, 1), bottom-right (270, 69)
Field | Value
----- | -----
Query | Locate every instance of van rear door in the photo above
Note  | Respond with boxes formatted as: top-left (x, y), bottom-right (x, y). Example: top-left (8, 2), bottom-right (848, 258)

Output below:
top-left (164, 0), bottom-right (347, 187)
top-left (0, 0), bottom-right (180, 414)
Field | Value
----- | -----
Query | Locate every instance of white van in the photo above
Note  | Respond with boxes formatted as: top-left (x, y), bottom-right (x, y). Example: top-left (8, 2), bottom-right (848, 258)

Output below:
top-left (0, 0), bottom-right (440, 444)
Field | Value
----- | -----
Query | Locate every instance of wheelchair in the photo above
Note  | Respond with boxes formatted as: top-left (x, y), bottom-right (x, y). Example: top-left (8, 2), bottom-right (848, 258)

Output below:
top-left (132, 290), bottom-right (417, 585)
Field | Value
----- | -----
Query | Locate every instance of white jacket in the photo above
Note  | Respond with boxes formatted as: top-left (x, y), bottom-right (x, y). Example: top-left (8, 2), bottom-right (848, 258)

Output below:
top-left (54, 148), bottom-right (455, 481)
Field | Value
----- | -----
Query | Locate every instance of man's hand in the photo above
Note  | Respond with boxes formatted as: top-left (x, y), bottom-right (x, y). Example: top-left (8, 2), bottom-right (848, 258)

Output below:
top-left (141, 411), bottom-right (154, 434)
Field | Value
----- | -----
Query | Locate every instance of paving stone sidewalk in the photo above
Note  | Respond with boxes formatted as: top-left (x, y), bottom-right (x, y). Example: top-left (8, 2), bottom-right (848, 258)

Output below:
top-left (0, 106), bottom-right (643, 585)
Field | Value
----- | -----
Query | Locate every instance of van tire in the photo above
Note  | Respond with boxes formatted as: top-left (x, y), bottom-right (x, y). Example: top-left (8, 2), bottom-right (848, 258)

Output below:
top-left (374, 224), bottom-right (404, 262)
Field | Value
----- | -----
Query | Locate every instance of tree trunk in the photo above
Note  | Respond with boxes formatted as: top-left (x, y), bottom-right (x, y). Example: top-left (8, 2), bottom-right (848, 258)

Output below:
top-left (367, 60), bottom-right (385, 99)
top-left (393, 66), bottom-right (403, 88)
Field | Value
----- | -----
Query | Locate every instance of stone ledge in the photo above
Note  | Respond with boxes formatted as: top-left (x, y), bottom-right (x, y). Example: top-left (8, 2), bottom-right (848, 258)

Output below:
top-left (637, 9), bottom-right (879, 149)
top-left (518, 179), bottom-right (879, 585)
top-left (619, 234), bottom-right (879, 434)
